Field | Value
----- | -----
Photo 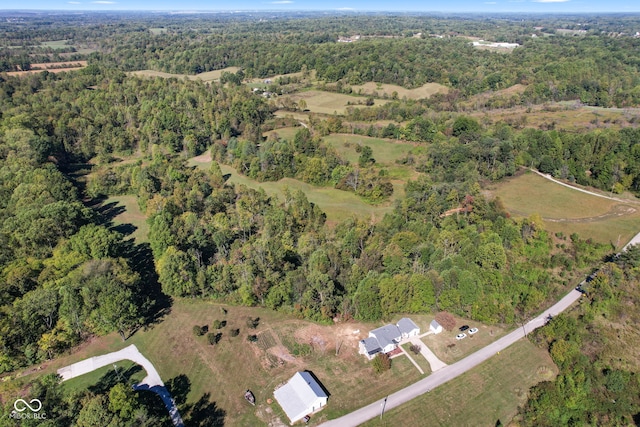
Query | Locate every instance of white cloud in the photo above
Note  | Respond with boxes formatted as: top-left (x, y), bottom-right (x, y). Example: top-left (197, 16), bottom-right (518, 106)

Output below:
top-left (92, 1), bottom-right (116, 3)
top-left (271, 0), bottom-right (293, 3)
top-left (532, 0), bottom-right (570, 2)
top-left (337, 7), bottom-right (355, 10)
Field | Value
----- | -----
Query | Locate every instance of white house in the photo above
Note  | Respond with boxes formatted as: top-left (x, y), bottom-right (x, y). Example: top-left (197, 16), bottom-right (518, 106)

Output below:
top-left (430, 319), bottom-right (443, 334)
top-left (397, 318), bottom-right (420, 339)
top-left (274, 371), bottom-right (328, 424)
top-left (359, 318), bottom-right (421, 360)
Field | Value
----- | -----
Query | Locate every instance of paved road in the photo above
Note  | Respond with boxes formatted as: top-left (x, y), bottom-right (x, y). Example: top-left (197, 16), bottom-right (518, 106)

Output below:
top-left (57, 344), bottom-right (184, 427)
top-left (320, 289), bottom-right (582, 427)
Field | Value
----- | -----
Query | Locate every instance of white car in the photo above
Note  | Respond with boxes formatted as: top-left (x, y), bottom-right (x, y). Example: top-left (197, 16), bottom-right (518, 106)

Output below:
top-left (468, 328), bottom-right (479, 335)
top-left (455, 333), bottom-right (467, 340)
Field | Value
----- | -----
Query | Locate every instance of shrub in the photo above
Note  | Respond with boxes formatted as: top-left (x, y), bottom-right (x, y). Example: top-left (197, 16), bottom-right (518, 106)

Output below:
top-left (192, 325), bottom-right (207, 336)
top-left (230, 328), bottom-right (240, 337)
top-left (372, 353), bottom-right (391, 374)
top-left (247, 334), bottom-right (258, 342)
top-left (290, 342), bottom-right (312, 357)
top-left (212, 320), bottom-right (226, 329)
top-left (207, 332), bottom-right (222, 345)
top-left (246, 317), bottom-right (260, 329)
top-left (409, 344), bottom-right (421, 355)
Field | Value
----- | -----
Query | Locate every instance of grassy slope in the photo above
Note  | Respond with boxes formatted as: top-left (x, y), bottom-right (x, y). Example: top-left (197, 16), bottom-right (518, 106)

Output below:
top-left (283, 90), bottom-right (389, 115)
top-left (104, 195), bottom-right (149, 244)
top-left (129, 67), bottom-right (240, 82)
top-left (488, 170), bottom-right (640, 248)
top-left (361, 339), bottom-right (557, 427)
top-left (350, 82), bottom-right (449, 100)
top-left (189, 157), bottom-right (397, 225)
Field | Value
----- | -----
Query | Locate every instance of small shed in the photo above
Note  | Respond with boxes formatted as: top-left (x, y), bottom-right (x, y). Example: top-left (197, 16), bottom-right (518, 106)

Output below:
top-left (430, 319), bottom-right (443, 334)
top-left (274, 371), bottom-right (328, 424)
top-left (397, 318), bottom-right (420, 339)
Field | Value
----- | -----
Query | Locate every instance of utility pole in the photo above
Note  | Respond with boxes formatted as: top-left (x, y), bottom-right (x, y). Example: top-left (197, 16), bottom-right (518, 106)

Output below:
top-left (380, 396), bottom-right (388, 420)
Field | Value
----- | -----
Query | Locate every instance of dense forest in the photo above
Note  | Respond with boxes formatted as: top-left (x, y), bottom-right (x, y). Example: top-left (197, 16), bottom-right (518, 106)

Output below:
top-left (1, 10), bottom-right (639, 425)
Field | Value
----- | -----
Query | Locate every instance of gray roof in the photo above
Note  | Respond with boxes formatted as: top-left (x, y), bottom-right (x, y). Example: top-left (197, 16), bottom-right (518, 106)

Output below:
top-left (360, 337), bottom-right (382, 355)
top-left (430, 319), bottom-right (441, 329)
top-left (274, 372), bottom-right (328, 422)
top-left (370, 324), bottom-right (401, 349)
top-left (397, 318), bottom-right (419, 335)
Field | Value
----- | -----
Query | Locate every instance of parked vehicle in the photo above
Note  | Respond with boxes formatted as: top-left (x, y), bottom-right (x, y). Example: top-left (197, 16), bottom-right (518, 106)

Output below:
top-left (459, 325), bottom-right (469, 332)
top-left (456, 333), bottom-right (467, 340)
top-left (468, 328), bottom-right (478, 335)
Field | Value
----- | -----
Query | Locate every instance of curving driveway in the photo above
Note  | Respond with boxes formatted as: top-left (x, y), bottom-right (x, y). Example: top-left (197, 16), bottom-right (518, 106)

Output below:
top-left (57, 344), bottom-right (184, 427)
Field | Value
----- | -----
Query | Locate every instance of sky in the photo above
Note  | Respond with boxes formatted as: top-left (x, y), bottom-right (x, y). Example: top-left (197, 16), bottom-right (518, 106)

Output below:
top-left (3, 0), bottom-right (640, 13)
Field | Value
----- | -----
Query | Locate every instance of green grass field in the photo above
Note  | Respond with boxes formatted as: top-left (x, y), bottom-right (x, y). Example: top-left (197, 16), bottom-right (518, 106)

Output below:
top-left (189, 156), bottom-right (397, 225)
top-left (323, 134), bottom-right (416, 166)
top-left (40, 40), bottom-right (72, 49)
top-left (104, 195), bottom-right (149, 243)
top-left (488, 170), bottom-right (640, 248)
top-left (61, 360), bottom-right (145, 393)
top-left (283, 90), bottom-right (389, 115)
top-left (361, 339), bottom-right (557, 427)
top-left (130, 67), bottom-right (240, 82)
top-left (350, 82), bottom-right (449, 100)
top-left (263, 126), bottom-right (301, 141)
top-left (400, 344), bottom-right (432, 375)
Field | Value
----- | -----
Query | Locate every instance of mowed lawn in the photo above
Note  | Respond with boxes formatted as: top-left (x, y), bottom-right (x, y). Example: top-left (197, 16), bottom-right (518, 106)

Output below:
top-left (189, 156), bottom-right (397, 224)
top-left (129, 66), bottom-right (240, 82)
top-left (489, 170), bottom-right (640, 248)
top-left (104, 195), bottom-right (149, 243)
top-left (283, 90), bottom-right (389, 115)
top-left (26, 301), bottom-right (424, 426)
top-left (350, 82), bottom-right (449, 100)
top-left (361, 339), bottom-right (557, 427)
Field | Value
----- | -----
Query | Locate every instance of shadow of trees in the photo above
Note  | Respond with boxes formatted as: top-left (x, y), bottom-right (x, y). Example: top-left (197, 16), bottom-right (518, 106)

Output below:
top-left (166, 374), bottom-right (226, 427)
top-left (89, 364), bottom-right (143, 395)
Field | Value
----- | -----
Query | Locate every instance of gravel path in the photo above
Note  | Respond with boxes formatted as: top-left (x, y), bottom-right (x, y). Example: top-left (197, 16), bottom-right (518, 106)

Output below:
top-left (57, 344), bottom-right (184, 427)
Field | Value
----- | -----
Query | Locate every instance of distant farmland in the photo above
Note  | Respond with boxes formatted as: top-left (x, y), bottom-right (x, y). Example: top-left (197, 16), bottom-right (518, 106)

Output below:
top-left (130, 67), bottom-right (240, 82)
top-left (350, 82), bottom-right (449, 100)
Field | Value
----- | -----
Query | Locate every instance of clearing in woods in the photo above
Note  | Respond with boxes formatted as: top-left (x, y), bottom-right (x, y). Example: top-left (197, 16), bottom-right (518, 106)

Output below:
top-left (189, 152), bottom-right (399, 225)
top-left (487, 169), bottom-right (640, 248)
top-left (281, 90), bottom-right (389, 115)
top-left (129, 67), bottom-right (240, 82)
top-left (350, 82), bottom-right (449, 100)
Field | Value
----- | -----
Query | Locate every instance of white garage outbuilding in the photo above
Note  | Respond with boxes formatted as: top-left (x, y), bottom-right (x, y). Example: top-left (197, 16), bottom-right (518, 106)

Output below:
top-left (274, 371), bottom-right (328, 424)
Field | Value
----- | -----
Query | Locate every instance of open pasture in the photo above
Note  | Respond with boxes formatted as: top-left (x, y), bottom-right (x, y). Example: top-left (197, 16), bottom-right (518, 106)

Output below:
top-left (350, 82), bottom-right (449, 100)
top-left (130, 66), bottom-right (240, 82)
top-left (487, 170), bottom-right (640, 247)
top-left (323, 134), bottom-right (416, 166)
top-left (282, 90), bottom-right (389, 115)
top-left (189, 153), bottom-right (396, 225)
